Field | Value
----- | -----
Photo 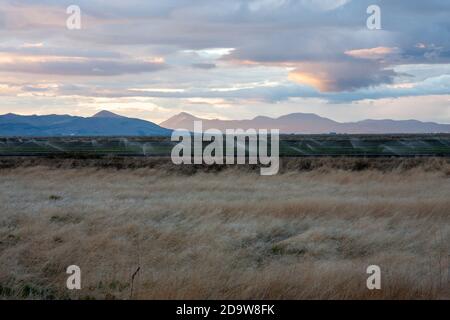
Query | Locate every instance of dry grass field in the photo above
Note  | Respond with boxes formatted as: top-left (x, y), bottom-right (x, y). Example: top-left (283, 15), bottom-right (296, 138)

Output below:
top-left (0, 158), bottom-right (449, 299)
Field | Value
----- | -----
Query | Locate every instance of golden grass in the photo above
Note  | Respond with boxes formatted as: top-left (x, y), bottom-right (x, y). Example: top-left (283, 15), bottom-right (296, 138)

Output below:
top-left (0, 159), bottom-right (449, 299)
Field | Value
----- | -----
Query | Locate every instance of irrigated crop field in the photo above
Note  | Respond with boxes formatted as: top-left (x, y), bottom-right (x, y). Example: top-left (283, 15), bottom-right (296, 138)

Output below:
top-left (1, 134), bottom-right (449, 157)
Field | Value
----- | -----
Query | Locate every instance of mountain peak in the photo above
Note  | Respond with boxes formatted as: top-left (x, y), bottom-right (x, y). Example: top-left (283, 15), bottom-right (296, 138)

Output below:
top-left (159, 112), bottom-right (200, 128)
top-left (2, 113), bottom-right (20, 117)
top-left (0, 111), bottom-right (171, 136)
top-left (278, 112), bottom-right (327, 120)
top-left (92, 110), bottom-right (124, 118)
top-left (177, 112), bottom-right (198, 119)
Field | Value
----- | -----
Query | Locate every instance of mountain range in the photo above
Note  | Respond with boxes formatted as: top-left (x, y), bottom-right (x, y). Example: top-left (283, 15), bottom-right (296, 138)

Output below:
top-left (0, 110), bottom-right (449, 136)
top-left (161, 112), bottom-right (450, 134)
top-left (0, 110), bottom-right (171, 136)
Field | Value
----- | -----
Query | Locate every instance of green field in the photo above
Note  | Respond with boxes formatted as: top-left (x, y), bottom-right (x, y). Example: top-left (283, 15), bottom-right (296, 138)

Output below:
top-left (0, 134), bottom-right (449, 157)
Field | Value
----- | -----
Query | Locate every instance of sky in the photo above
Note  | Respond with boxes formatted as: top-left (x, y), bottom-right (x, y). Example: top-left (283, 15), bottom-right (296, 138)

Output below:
top-left (0, 0), bottom-right (450, 124)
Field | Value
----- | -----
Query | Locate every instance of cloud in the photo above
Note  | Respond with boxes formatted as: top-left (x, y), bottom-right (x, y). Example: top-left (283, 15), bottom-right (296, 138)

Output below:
top-left (298, 0), bottom-right (352, 11)
top-left (191, 63), bottom-right (217, 69)
top-left (0, 58), bottom-right (167, 76)
top-left (0, 3), bottom-right (66, 29)
top-left (345, 47), bottom-right (400, 60)
top-left (0, 45), bottom-right (122, 59)
top-left (0, 83), bottom-right (22, 96)
top-left (0, 0), bottom-right (450, 121)
top-left (288, 60), bottom-right (397, 92)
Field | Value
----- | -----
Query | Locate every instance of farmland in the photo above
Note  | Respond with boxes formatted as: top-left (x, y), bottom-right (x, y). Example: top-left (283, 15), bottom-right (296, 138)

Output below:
top-left (0, 134), bottom-right (449, 300)
top-left (0, 158), bottom-right (448, 299)
top-left (0, 134), bottom-right (449, 157)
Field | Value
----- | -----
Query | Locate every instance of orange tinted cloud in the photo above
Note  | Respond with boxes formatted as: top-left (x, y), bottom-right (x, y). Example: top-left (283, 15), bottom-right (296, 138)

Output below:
top-left (288, 62), bottom-right (345, 92)
top-left (288, 67), bottom-right (333, 92)
top-left (344, 47), bottom-right (400, 60)
top-left (0, 84), bottom-right (21, 95)
top-left (288, 61), bottom-right (397, 92)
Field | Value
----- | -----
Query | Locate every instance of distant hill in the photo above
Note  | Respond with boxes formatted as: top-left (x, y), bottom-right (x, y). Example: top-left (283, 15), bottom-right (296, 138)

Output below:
top-left (161, 112), bottom-right (450, 134)
top-left (0, 111), bottom-right (172, 136)
top-left (2, 110), bottom-right (449, 136)
top-left (91, 110), bottom-right (124, 119)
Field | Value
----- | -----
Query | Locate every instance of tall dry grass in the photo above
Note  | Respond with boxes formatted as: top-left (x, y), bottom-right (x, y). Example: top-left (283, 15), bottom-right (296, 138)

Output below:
top-left (0, 158), bottom-right (449, 299)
